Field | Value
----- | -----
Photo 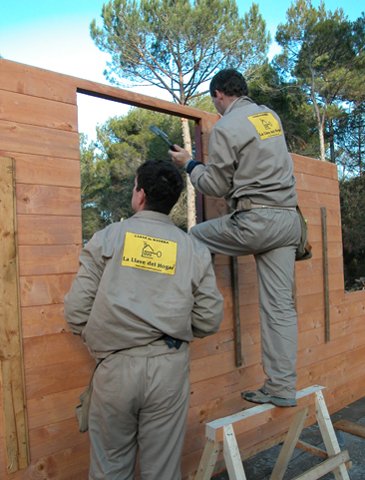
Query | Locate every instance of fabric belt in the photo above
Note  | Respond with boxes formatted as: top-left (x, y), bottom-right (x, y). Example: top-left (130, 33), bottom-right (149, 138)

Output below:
top-left (235, 198), bottom-right (296, 211)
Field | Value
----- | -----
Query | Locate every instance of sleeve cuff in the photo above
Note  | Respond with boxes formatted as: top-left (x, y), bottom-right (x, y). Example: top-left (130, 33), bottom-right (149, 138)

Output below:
top-left (186, 160), bottom-right (202, 174)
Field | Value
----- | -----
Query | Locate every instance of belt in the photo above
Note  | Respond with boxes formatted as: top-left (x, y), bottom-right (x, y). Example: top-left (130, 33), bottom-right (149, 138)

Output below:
top-left (161, 334), bottom-right (184, 350)
top-left (235, 198), bottom-right (296, 211)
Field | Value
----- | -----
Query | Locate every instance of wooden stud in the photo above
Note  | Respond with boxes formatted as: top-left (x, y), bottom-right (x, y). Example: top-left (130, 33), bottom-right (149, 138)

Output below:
top-left (334, 419), bottom-right (365, 440)
top-left (315, 390), bottom-right (350, 480)
top-left (231, 256), bottom-right (243, 367)
top-left (223, 424), bottom-right (247, 480)
top-left (0, 157), bottom-right (29, 473)
top-left (292, 450), bottom-right (350, 480)
top-left (194, 439), bottom-right (221, 480)
top-left (320, 207), bottom-right (330, 342)
top-left (270, 407), bottom-right (309, 480)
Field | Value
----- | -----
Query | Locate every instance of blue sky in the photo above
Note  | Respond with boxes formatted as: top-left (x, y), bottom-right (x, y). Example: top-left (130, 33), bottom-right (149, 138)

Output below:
top-left (1, 0), bottom-right (363, 139)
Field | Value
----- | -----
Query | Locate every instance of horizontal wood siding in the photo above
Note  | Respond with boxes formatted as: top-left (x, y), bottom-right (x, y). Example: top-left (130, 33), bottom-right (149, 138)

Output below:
top-left (0, 59), bottom-right (364, 480)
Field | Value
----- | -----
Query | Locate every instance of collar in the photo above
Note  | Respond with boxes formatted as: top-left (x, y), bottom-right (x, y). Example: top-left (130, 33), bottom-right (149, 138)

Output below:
top-left (132, 210), bottom-right (175, 225)
top-left (224, 96), bottom-right (253, 115)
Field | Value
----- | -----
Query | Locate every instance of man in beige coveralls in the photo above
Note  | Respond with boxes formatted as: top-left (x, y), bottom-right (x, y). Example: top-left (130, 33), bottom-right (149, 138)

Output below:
top-left (170, 69), bottom-right (301, 408)
top-left (64, 160), bottom-right (223, 480)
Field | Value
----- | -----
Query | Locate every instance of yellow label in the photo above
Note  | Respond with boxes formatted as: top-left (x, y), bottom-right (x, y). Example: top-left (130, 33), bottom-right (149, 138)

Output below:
top-left (121, 232), bottom-right (177, 275)
top-left (248, 112), bottom-right (283, 140)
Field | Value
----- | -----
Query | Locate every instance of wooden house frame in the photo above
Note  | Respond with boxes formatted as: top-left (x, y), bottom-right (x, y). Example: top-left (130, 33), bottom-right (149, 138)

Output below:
top-left (1, 59), bottom-right (364, 479)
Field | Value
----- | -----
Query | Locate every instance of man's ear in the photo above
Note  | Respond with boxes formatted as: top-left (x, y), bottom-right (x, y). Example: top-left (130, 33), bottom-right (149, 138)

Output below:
top-left (135, 188), bottom-right (146, 211)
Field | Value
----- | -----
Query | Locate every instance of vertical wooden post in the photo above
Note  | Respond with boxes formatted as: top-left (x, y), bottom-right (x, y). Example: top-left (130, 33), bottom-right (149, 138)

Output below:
top-left (230, 257), bottom-right (243, 367)
top-left (321, 207), bottom-right (330, 342)
top-left (0, 157), bottom-right (29, 473)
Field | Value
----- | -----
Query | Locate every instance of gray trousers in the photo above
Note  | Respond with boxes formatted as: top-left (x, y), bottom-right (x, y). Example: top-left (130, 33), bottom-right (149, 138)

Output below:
top-left (88, 341), bottom-right (190, 480)
top-left (191, 208), bottom-right (301, 398)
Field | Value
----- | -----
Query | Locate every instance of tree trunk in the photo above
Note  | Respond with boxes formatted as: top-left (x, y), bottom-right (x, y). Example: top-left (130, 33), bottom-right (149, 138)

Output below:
top-left (310, 72), bottom-right (326, 162)
top-left (181, 117), bottom-right (197, 229)
top-left (312, 93), bottom-right (326, 161)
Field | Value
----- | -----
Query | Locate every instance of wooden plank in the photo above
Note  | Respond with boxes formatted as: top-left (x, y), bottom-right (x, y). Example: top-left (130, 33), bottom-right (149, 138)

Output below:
top-left (296, 174), bottom-right (340, 196)
top-left (334, 419), bottom-right (365, 439)
top-left (23, 333), bottom-right (91, 371)
top-left (0, 59), bottom-right (77, 104)
top-left (22, 442), bottom-right (90, 480)
top-left (292, 154), bottom-right (338, 180)
top-left (13, 152), bottom-right (80, 187)
top-left (0, 156), bottom-right (29, 473)
top-left (27, 386), bottom-right (93, 430)
top-left (16, 184), bottom-right (81, 216)
top-left (292, 451), bottom-right (350, 480)
top-left (19, 273), bottom-right (75, 307)
top-left (206, 386), bottom-right (324, 442)
top-left (222, 424), bottom-right (247, 480)
top-left (270, 407), bottom-right (309, 479)
top-left (0, 90), bottom-right (77, 131)
top-left (194, 439), bottom-right (220, 480)
top-left (28, 417), bottom-right (86, 464)
top-left (0, 120), bottom-right (80, 159)
top-left (315, 390), bottom-right (350, 480)
top-left (296, 440), bottom-right (327, 459)
top-left (25, 357), bottom-right (93, 399)
top-left (230, 257), bottom-right (243, 367)
top-left (321, 207), bottom-right (330, 342)
top-left (17, 215), bottom-right (82, 246)
top-left (21, 304), bottom-right (70, 338)
top-left (18, 245), bottom-right (80, 276)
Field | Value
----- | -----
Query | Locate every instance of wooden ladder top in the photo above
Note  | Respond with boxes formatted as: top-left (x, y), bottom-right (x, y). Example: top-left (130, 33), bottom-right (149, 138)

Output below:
top-left (195, 385), bottom-right (351, 480)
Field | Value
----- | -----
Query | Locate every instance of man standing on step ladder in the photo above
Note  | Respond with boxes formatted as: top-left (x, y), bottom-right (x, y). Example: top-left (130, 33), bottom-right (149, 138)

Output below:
top-left (169, 68), bottom-right (301, 408)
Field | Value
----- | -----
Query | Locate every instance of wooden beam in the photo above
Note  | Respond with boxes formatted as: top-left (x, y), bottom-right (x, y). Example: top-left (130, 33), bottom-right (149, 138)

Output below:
top-left (321, 207), bottom-right (330, 342)
top-left (230, 257), bottom-right (243, 367)
top-left (0, 156), bottom-right (29, 473)
top-left (206, 385), bottom-right (325, 442)
top-left (291, 450), bottom-right (350, 480)
top-left (334, 419), bottom-right (365, 440)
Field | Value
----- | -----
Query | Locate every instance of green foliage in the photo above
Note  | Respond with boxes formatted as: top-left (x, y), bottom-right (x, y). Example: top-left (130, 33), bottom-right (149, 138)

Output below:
top-left (274, 1), bottom-right (365, 162)
top-left (340, 174), bottom-right (365, 290)
top-left (80, 111), bottom-right (187, 242)
top-left (334, 104), bottom-right (365, 178)
top-left (90, 0), bottom-right (270, 104)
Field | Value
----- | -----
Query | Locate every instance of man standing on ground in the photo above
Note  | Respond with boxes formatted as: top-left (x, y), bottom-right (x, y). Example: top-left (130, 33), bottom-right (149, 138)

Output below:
top-left (169, 68), bottom-right (301, 408)
top-left (64, 160), bottom-right (223, 480)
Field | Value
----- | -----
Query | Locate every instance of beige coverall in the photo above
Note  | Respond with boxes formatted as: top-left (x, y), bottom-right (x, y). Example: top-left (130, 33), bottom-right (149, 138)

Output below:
top-left (64, 210), bottom-right (223, 480)
top-left (189, 96), bottom-right (301, 400)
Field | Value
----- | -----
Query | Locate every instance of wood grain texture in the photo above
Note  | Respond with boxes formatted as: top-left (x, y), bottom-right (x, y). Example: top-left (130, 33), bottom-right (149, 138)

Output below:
top-left (0, 157), bottom-right (29, 473)
top-left (0, 59), bottom-right (364, 480)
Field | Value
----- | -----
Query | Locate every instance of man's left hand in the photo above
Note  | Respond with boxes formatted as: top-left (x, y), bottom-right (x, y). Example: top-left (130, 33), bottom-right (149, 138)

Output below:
top-left (168, 145), bottom-right (191, 168)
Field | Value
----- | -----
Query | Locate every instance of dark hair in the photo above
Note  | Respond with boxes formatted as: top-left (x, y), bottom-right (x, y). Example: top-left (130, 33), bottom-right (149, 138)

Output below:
top-left (136, 160), bottom-right (184, 214)
top-left (210, 68), bottom-right (248, 97)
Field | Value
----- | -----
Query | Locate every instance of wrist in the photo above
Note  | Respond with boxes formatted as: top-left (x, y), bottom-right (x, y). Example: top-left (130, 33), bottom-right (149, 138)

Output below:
top-left (185, 159), bottom-right (202, 174)
top-left (184, 159), bottom-right (193, 170)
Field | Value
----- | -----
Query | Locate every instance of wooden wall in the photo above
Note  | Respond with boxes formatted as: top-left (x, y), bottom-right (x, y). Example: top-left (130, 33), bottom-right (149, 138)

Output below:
top-left (0, 59), bottom-right (364, 479)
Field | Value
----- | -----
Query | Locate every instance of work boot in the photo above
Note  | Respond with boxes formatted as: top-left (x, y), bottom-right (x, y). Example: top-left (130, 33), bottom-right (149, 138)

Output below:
top-left (241, 388), bottom-right (297, 407)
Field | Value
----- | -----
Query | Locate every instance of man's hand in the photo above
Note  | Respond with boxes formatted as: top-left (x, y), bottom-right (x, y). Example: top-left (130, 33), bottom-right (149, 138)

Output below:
top-left (168, 145), bottom-right (191, 168)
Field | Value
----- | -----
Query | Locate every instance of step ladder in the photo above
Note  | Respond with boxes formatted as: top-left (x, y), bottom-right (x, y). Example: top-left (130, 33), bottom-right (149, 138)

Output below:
top-left (194, 385), bottom-right (350, 480)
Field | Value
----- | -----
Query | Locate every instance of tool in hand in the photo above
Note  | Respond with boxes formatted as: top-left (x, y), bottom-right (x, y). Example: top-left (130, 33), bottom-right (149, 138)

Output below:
top-left (149, 125), bottom-right (178, 151)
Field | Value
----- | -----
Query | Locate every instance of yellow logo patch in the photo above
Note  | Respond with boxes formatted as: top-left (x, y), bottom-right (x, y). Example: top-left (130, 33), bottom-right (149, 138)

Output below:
top-left (248, 112), bottom-right (283, 140)
top-left (121, 232), bottom-right (177, 275)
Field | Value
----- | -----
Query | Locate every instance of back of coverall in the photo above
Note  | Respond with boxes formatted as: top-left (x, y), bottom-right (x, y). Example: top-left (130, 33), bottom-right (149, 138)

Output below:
top-left (188, 96), bottom-right (301, 400)
top-left (64, 210), bottom-right (223, 480)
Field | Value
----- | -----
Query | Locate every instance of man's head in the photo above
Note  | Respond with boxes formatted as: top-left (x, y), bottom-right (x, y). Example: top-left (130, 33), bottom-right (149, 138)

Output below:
top-left (132, 160), bottom-right (184, 215)
top-left (210, 69), bottom-right (248, 115)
